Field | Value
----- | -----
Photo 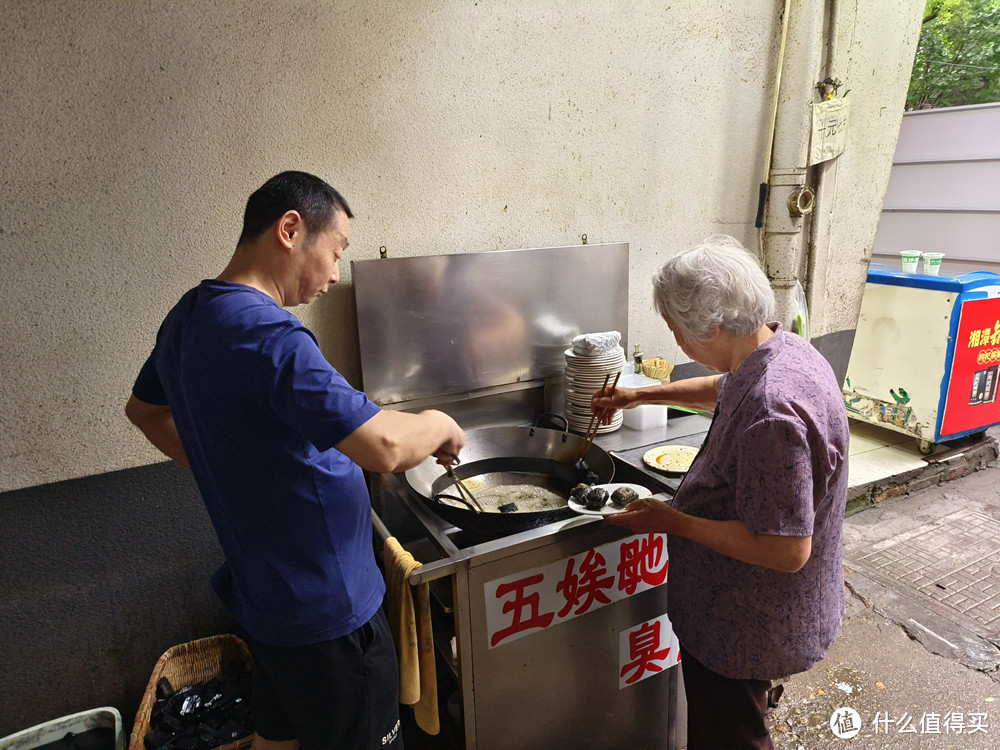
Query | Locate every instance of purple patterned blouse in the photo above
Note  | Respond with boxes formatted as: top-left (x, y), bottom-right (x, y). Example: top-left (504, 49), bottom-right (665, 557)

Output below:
top-left (666, 325), bottom-right (850, 680)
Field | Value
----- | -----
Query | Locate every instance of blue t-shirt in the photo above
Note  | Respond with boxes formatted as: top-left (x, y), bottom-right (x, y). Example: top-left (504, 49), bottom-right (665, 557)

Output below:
top-left (133, 280), bottom-right (383, 646)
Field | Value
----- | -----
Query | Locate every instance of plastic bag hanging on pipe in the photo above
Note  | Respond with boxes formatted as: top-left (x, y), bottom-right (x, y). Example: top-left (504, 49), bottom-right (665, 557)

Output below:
top-left (791, 280), bottom-right (810, 339)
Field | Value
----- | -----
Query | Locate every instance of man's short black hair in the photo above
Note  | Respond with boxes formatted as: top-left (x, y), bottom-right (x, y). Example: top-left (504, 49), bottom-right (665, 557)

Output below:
top-left (238, 171), bottom-right (353, 245)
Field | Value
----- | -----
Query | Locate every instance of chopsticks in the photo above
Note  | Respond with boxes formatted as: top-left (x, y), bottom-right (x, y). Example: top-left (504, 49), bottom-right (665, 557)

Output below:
top-left (579, 370), bottom-right (621, 458)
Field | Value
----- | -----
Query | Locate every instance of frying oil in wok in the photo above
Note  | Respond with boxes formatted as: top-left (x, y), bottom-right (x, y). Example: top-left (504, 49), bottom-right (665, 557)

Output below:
top-left (474, 484), bottom-right (567, 512)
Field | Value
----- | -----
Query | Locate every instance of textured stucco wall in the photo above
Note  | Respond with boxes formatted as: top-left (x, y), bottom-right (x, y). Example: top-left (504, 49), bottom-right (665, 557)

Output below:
top-left (1, 0), bottom-right (921, 493)
top-left (807, 0), bottom-right (925, 339)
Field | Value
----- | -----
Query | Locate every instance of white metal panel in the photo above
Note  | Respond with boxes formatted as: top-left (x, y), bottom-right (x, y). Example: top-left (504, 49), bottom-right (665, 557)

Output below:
top-left (871, 254), bottom-right (997, 277)
top-left (845, 283), bottom-right (955, 438)
top-left (893, 103), bottom-right (1000, 162)
top-left (883, 161), bottom-right (1000, 210)
top-left (874, 104), bottom-right (1000, 274)
top-left (872, 212), bottom-right (1000, 264)
top-left (466, 525), bottom-right (678, 750)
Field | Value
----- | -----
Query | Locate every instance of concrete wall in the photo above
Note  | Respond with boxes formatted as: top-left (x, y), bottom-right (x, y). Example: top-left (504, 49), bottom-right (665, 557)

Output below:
top-left (0, 0), bottom-right (922, 735)
top-left (2, 0), bottom-right (784, 494)
top-left (802, 0), bottom-right (926, 376)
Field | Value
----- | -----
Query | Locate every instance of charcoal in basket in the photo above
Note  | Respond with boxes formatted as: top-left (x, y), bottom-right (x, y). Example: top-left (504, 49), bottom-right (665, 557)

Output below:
top-left (144, 660), bottom-right (252, 750)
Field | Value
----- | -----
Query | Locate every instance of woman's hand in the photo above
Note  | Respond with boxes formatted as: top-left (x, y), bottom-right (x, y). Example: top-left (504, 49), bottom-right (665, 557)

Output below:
top-left (603, 495), bottom-right (688, 535)
top-left (606, 495), bottom-right (813, 573)
top-left (591, 386), bottom-right (638, 426)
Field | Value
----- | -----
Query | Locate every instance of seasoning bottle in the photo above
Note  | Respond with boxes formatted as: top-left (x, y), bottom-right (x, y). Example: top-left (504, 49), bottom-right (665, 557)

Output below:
top-left (633, 343), bottom-right (644, 374)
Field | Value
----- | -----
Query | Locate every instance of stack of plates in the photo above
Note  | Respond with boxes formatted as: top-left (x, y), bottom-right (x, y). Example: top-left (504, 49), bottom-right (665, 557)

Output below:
top-left (563, 346), bottom-right (626, 434)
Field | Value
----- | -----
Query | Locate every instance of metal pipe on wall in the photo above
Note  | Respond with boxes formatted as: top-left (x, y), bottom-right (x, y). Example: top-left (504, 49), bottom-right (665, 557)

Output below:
top-left (754, 0), bottom-right (793, 235)
top-left (759, 0), bottom-right (830, 329)
top-left (805, 0), bottom-right (843, 339)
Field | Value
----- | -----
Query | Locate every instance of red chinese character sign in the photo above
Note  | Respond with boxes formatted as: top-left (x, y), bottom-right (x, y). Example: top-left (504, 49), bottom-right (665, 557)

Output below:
top-left (484, 533), bottom-right (670, 649)
top-left (619, 614), bottom-right (681, 689)
top-left (941, 298), bottom-right (1000, 437)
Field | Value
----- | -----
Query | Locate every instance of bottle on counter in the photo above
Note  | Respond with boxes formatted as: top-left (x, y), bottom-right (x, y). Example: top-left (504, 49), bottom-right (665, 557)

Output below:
top-left (633, 343), bottom-right (644, 373)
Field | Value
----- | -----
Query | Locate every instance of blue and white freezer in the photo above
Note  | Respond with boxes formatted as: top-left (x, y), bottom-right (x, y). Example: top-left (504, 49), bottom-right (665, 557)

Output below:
top-left (843, 266), bottom-right (1000, 451)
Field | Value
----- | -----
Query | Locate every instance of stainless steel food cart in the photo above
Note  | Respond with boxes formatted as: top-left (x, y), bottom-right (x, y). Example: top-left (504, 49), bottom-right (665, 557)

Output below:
top-left (353, 244), bottom-right (704, 750)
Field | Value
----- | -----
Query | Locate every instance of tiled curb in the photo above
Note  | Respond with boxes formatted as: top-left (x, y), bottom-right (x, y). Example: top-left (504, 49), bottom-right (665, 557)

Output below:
top-left (846, 435), bottom-right (1000, 516)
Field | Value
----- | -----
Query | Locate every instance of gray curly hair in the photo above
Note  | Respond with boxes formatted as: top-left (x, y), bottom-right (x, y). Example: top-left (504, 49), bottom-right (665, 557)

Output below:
top-left (652, 235), bottom-right (776, 343)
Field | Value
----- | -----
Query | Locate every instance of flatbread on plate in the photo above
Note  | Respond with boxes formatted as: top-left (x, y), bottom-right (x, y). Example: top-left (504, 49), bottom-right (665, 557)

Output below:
top-left (642, 444), bottom-right (699, 474)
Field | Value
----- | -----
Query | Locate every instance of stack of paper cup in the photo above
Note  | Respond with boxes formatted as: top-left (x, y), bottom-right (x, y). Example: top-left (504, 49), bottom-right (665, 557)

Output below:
top-left (899, 250), bottom-right (921, 274)
top-left (922, 252), bottom-right (945, 276)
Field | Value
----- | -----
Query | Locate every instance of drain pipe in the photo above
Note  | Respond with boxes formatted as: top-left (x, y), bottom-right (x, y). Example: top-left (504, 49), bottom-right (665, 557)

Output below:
top-left (754, 0), bottom-right (793, 238)
top-left (758, 0), bottom-right (829, 330)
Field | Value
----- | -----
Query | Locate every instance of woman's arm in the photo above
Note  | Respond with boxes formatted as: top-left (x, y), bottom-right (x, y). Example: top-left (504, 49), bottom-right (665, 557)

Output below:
top-left (604, 497), bottom-right (812, 573)
top-left (591, 373), bottom-right (723, 423)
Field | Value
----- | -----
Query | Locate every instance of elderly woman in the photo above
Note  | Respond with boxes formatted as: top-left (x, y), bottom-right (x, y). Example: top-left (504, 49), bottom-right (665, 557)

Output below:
top-left (593, 236), bottom-right (849, 750)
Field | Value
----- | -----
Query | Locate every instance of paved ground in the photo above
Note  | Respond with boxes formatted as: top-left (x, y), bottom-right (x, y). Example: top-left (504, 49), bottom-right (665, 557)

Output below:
top-left (770, 587), bottom-right (1000, 749)
top-left (771, 454), bottom-right (1000, 749)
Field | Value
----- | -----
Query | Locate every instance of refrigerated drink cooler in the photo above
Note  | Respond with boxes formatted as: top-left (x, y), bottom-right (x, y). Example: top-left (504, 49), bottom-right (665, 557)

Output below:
top-left (843, 266), bottom-right (1000, 453)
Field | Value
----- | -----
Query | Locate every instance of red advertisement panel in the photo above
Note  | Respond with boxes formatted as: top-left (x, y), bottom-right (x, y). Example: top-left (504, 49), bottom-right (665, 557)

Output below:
top-left (941, 297), bottom-right (1000, 437)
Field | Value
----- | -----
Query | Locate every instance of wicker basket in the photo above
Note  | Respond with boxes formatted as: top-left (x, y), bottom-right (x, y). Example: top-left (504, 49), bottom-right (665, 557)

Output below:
top-left (128, 635), bottom-right (253, 750)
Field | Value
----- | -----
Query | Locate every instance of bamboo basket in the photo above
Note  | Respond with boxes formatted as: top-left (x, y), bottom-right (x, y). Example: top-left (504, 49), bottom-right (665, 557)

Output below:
top-left (128, 635), bottom-right (253, 750)
top-left (641, 357), bottom-right (674, 382)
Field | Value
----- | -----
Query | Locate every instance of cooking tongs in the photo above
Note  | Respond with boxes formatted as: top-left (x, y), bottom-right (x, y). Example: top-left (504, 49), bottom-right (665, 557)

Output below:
top-left (443, 458), bottom-right (486, 514)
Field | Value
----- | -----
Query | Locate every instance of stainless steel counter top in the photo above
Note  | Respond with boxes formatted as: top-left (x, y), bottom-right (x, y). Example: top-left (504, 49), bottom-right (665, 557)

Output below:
top-left (591, 409), bottom-right (713, 452)
top-left (594, 409), bottom-right (713, 492)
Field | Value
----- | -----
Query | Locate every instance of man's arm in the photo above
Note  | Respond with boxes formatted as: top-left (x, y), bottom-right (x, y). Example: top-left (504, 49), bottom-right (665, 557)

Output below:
top-left (125, 394), bottom-right (191, 468)
top-left (335, 408), bottom-right (466, 474)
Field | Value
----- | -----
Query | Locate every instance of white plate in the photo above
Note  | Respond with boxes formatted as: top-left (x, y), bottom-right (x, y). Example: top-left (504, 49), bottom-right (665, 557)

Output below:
top-left (565, 406), bottom-right (622, 418)
top-left (566, 371), bottom-right (623, 380)
top-left (568, 426), bottom-right (623, 437)
top-left (565, 373), bottom-right (621, 385)
top-left (567, 483), bottom-right (650, 515)
top-left (564, 376), bottom-right (622, 389)
top-left (566, 357), bottom-right (623, 365)
top-left (642, 444), bottom-right (700, 474)
top-left (565, 361), bottom-right (625, 373)
top-left (564, 346), bottom-right (626, 362)
top-left (566, 413), bottom-right (623, 429)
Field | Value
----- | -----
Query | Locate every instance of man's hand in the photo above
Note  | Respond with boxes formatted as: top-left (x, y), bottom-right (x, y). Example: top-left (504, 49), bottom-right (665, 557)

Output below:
top-left (433, 450), bottom-right (462, 467)
top-left (124, 394), bottom-right (191, 468)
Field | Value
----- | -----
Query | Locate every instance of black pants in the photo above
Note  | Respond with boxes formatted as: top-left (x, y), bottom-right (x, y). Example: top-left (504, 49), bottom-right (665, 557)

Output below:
top-left (681, 646), bottom-right (774, 750)
top-left (246, 608), bottom-right (402, 750)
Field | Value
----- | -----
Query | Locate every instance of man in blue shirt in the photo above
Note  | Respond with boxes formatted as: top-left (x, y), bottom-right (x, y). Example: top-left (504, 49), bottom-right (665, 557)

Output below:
top-left (126, 171), bottom-right (465, 750)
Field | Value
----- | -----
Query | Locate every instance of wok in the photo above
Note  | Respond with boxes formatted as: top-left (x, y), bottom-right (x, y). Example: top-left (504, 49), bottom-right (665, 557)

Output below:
top-left (403, 418), bottom-right (615, 539)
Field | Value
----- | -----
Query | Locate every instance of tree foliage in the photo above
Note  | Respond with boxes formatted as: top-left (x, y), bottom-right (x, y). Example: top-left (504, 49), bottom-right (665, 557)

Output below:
top-left (906, 0), bottom-right (1000, 109)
